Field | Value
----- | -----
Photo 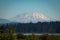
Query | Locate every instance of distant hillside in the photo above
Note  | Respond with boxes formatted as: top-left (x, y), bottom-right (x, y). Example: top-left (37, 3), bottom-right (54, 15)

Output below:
top-left (0, 19), bottom-right (11, 24)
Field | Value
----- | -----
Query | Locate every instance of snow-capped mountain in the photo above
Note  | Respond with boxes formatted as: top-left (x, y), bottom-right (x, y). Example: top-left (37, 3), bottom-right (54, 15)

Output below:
top-left (11, 12), bottom-right (56, 23)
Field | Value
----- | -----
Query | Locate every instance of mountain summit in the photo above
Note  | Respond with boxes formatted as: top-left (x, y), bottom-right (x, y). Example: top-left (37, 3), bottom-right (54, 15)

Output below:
top-left (11, 12), bottom-right (56, 23)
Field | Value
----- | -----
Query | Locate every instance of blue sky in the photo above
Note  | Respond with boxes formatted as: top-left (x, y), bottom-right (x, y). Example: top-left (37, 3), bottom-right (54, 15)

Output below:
top-left (0, 0), bottom-right (60, 21)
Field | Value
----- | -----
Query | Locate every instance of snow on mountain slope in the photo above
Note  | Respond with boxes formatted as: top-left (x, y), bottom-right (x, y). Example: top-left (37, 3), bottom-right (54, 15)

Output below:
top-left (11, 12), bottom-right (56, 23)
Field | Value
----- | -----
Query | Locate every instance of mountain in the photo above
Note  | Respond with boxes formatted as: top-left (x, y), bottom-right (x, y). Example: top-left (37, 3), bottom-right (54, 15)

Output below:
top-left (11, 12), bottom-right (57, 23)
top-left (0, 13), bottom-right (59, 33)
top-left (0, 18), bottom-right (11, 24)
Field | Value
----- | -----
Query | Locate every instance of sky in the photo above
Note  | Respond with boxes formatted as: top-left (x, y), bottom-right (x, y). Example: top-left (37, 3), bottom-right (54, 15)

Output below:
top-left (0, 0), bottom-right (60, 21)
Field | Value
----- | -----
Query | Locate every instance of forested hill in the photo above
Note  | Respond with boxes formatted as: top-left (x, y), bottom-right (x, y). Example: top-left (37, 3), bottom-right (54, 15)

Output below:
top-left (0, 21), bottom-right (60, 33)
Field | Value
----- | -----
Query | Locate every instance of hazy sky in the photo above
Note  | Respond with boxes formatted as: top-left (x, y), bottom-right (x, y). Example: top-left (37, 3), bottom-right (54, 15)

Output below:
top-left (0, 0), bottom-right (60, 21)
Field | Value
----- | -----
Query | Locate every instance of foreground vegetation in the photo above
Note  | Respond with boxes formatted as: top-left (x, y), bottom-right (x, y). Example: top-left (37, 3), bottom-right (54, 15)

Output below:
top-left (0, 25), bottom-right (60, 40)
